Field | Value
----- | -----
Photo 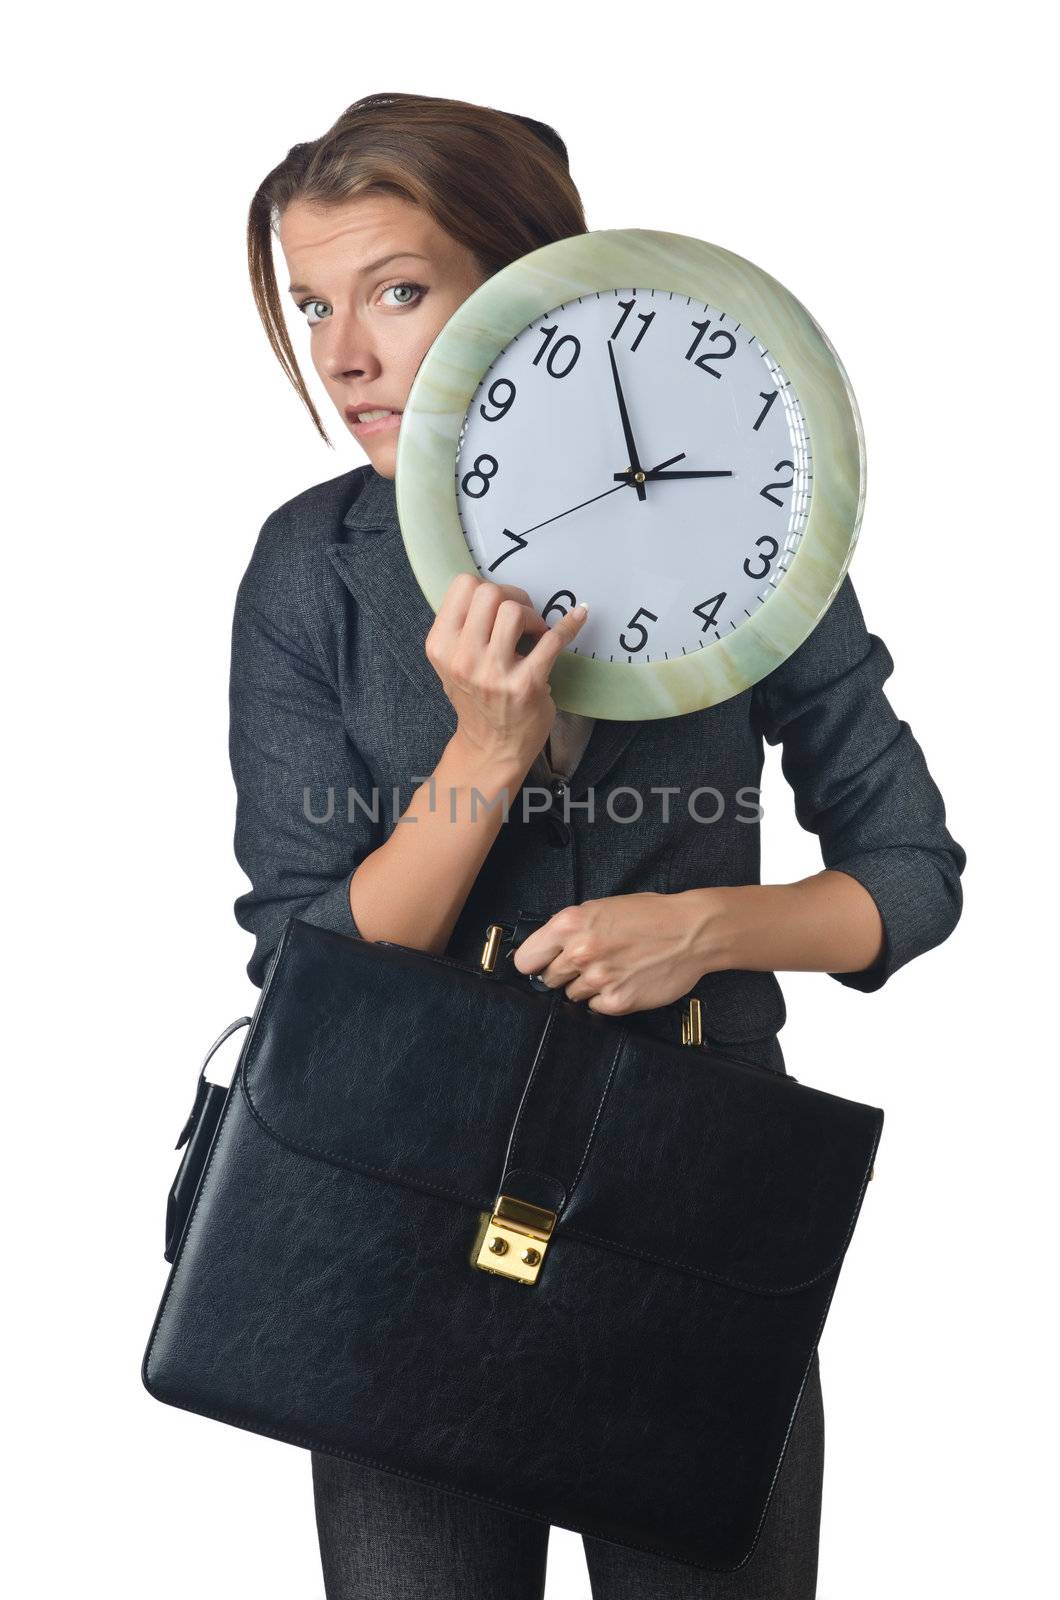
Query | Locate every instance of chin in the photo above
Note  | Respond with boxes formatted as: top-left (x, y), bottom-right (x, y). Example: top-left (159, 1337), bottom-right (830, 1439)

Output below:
top-left (365, 441), bottom-right (397, 480)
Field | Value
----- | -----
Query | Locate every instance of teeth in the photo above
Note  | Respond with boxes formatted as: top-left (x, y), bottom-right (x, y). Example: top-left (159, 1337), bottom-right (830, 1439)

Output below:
top-left (356, 408), bottom-right (396, 422)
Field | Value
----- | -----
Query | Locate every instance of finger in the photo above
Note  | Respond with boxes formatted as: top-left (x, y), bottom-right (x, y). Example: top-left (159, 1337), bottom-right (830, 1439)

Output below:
top-left (511, 930), bottom-right (566, 975)
top-left (586, 991), bottom-right (624, 1014)
top-left (488, 598), bottom-right (547, 661)
top-left (459, 579), bottom-right (508, 653)
top-left (564, 974), bottom-right (600, 1003)
top-left (485, 583), bottom-right (549, 643)
top-left (532, 952), bottom-right (584, 987)
top-left (522, 601), bottom-right (590, 682)
top-left (432, 571), bottom-right (483, 646)
top-left (494, 583), bottom-right (535, 609)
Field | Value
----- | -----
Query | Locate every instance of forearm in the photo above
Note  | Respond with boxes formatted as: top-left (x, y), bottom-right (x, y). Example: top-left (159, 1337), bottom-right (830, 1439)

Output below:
top-left (348, 731), bottom-right (530, 954)
top-left (681, 870), bottom-right (886, 978)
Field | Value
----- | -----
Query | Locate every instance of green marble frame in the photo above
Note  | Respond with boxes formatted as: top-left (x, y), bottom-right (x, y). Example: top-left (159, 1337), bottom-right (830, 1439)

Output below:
top-left (395, 228), bottom-right (866, 721)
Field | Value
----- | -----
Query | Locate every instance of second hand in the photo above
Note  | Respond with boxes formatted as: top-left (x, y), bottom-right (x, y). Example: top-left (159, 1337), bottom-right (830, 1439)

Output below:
top-left (514, 453), bottom-right (688, 541)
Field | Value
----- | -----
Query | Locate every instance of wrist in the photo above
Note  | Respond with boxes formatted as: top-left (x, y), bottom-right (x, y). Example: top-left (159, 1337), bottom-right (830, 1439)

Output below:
top-left (441, 729), bottom-right (531, 800)
top-left (677, 886), bottom-right (743, 975)
top-left (683, 882), bottom-right (813, 974)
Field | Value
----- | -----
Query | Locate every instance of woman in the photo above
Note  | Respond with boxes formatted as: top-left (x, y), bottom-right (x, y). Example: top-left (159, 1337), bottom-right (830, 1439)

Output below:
top-left (233, 91), bottom-right (966, 1599)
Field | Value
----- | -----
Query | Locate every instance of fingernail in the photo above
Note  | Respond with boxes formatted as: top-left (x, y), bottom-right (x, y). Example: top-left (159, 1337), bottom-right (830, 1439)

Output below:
top-left (575, 602), bottom-right (589, 616)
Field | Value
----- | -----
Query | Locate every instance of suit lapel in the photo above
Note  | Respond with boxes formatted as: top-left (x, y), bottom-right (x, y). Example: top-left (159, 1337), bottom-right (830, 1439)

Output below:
top-left (327, 468), bottom-right (458, 740)
top-left (328, 467), bottom-right (645, 795)
top-left (571, 716), bottom-right (643, 798)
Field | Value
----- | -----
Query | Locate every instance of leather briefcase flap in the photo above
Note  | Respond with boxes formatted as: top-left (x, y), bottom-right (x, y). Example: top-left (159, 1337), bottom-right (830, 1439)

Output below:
top-left (240, 920), bottom-right (881, 1297)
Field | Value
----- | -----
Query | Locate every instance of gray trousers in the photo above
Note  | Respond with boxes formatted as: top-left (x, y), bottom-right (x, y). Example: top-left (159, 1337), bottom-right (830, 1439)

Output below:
top-left (311, 1349), bottom-right (824, 1599)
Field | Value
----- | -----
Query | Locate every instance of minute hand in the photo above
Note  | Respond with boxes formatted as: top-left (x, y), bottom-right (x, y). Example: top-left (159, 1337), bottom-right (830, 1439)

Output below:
top-left (607, 341), bottom-right (648, 503)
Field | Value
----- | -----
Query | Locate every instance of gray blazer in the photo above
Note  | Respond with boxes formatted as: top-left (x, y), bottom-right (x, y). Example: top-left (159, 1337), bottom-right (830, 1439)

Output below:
top-left (228, 462), bottom-right (966, 1070)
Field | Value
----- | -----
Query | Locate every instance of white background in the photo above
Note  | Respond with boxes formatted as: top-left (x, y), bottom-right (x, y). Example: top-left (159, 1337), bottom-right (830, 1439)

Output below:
top-left (5, 4), bottom-right (1055, 1595)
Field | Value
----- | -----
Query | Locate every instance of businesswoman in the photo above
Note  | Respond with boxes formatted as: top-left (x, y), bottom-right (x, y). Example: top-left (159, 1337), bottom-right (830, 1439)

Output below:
top-left (234, 92), bottom-right (966, 1600)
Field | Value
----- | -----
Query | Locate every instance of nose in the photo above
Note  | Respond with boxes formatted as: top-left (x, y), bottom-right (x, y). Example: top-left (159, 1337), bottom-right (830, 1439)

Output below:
top-left (318, 313), bottom-right (382, 384)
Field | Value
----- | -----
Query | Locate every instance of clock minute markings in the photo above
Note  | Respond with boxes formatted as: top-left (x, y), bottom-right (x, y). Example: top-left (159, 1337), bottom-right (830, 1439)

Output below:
top-left (472, 296), bottom-right (801, 661)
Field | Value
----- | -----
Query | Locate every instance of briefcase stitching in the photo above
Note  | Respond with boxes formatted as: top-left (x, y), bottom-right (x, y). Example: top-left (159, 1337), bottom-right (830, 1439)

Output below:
top-left (565, 1033), bottom-right (626, 1203)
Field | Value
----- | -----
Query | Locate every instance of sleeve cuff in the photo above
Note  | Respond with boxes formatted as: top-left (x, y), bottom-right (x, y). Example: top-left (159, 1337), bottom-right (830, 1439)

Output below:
top-left (292, 867), bottom-right (365, 944)
top-left (239, 869), bottom-right (365, 988)
top-left (824, 848), bottom-right (961, 994)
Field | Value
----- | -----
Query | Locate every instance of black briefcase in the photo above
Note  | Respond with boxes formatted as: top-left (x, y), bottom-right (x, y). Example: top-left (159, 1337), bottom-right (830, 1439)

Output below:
top-left (143, 913), bottom-right (883, 1572)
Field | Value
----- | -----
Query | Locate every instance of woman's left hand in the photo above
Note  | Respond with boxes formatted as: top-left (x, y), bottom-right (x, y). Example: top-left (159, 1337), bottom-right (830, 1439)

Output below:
top-left (511, 891), bottom-right (732, 1015)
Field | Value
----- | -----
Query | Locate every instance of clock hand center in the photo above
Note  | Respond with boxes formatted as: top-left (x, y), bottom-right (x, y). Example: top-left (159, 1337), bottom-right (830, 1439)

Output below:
top-left (615, 450), bottom-right (686, 489)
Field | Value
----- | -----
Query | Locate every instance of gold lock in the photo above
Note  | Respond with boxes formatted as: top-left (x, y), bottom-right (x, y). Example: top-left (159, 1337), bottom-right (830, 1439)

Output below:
top-left (471, 1194), bottom-right (557, 1285)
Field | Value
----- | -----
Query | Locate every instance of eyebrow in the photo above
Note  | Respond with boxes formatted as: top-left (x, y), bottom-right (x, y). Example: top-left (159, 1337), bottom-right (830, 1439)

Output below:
top-left (287, 251), bottom-right (431, 296)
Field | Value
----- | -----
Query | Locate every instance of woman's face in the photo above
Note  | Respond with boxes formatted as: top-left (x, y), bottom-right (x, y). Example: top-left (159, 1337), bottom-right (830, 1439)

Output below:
top-left (279, 191), bottom-right (488, 478)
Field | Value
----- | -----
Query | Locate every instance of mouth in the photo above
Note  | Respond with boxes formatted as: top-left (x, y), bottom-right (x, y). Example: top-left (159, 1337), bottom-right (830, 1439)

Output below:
top-left (345, 406), bottom-right (403, 439)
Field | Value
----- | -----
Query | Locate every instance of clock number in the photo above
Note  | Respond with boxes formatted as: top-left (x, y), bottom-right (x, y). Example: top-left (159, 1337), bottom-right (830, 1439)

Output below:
top-left (752, 390), bottom-right (779, 431)
top-left (759, 460), bottom-right (795, 507)
top-left (693, 593), bottom-right (726, 633)
top-left (619, 606), bottom-right (658, 655)
top-left (479, 378), bottom-right (516, 422)
top-left (542, 588), bottom-right (579, 622)
top-left (611, 298), bottom-right (655, 351)
top-left (685, 319), bottom-right (737, 378)
top-left (743, 537), bottom-right (780, 580)
top-left (460, 454), bottom-right (499, 499)
top-left (486, 528), bottom-right (528, 572)
top-left (532, 324), bottom-right (581, 378)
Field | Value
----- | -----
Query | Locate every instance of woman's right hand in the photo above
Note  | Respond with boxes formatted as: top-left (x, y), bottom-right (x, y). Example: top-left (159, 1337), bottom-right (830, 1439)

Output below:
top-left (425, 572), bottom-right (589, 777)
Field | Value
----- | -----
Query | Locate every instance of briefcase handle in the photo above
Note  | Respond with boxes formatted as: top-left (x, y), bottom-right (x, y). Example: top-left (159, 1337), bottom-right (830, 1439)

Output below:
top-left (479, 910), bottom-right (706, 1048)
top-left (163, 1015), bottom-right (251, 1263)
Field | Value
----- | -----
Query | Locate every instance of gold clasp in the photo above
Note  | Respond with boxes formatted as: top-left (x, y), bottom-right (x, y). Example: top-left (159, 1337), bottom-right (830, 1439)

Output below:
top-left (471, 1194), bottom-right (557, 1285)
top-left (681, 997), bottom-right (703, 1047)
top-left (480, 923), bottom-right (507, 973)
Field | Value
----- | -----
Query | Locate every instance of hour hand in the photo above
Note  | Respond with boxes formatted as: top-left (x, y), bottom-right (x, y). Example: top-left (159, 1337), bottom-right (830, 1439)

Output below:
top-left (607, 341), bottom-right (647, 502)
top-left (614, 467), bottom-right (733, 483)
top-left (614, 451), bottom-right (688, 490)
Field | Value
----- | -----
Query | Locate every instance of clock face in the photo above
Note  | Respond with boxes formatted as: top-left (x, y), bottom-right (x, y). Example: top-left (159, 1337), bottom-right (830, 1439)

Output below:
top-left (454, 289), bottom-right (813, 665)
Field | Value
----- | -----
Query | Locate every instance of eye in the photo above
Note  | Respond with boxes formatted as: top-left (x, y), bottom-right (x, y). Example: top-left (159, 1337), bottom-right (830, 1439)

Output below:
top-left (380, 281), bottom-right (426, 309)
top-left (297, 298), bottom-right (331, 327)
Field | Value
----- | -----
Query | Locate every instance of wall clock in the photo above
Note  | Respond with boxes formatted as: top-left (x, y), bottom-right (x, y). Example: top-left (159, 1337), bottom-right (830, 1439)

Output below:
top-left (395, 228), bottom-right (865, 721)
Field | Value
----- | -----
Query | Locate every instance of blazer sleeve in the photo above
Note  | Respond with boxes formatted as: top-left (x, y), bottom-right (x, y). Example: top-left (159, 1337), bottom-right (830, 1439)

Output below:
top-left (228, 510), bottom-right (382, 988)
top-left (750, 573), bottom-right (966, 992)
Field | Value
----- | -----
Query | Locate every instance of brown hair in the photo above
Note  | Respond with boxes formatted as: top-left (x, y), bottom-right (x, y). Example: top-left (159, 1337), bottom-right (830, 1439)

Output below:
top-left (247, 91), bottom-right (588, 446)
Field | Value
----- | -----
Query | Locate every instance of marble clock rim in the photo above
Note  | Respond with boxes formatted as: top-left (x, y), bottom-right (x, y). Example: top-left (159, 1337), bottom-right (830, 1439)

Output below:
top-left (394, 226), bottom-right (866, 722)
